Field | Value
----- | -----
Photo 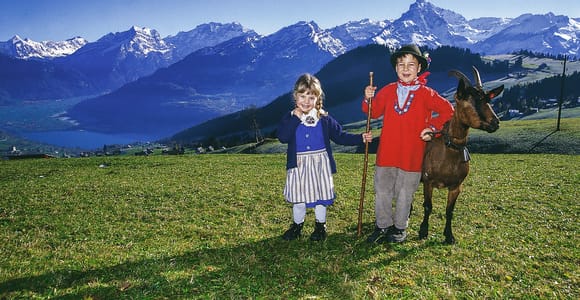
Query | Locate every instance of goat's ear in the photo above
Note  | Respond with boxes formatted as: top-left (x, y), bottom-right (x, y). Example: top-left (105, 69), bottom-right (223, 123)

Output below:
top-left (487, 85), bottom-right (504, 100)
top-left (455, 78), bottom-right (468, 100)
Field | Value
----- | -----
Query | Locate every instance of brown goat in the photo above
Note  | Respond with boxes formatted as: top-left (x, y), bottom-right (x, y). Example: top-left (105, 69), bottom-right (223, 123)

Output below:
top-left (420, 66), bottom-right (504, 244)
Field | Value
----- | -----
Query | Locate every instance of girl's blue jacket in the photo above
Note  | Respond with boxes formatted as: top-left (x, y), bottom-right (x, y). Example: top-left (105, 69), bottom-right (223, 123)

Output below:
top-left (277, 112), bottom-right (364, 173)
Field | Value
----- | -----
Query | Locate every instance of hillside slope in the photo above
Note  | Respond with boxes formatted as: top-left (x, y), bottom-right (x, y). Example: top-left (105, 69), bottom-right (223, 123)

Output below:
top-left (168, 46), bottom-right (579, 148)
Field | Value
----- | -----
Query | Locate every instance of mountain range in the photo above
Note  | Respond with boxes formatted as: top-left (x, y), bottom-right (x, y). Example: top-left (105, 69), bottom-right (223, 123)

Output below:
top-left (0, 0), bottom-right (578, 140)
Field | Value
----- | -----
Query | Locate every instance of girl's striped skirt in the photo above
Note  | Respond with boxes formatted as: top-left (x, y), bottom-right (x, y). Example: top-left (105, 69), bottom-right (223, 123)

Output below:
top-left (284, 149), bottom-right (335, 207)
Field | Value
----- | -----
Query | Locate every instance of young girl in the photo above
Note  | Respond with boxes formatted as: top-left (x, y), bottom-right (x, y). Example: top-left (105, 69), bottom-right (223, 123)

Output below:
top-left (278, 73), bottom-right (372, 241)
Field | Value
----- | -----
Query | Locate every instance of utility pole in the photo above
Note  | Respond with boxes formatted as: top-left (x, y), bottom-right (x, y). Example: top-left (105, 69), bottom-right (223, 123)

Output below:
top-left (556, 55), bottom-right (567, 131)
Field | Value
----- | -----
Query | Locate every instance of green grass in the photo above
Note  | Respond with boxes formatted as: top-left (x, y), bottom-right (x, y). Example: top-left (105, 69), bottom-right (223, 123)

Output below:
top-left (1, 154), bottom-right (578, 299)
top-left (468, 116), bottom-right (580, 154)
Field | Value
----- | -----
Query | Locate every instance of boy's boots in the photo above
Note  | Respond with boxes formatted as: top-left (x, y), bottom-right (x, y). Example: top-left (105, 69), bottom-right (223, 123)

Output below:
top-left (282, 222), bottom-right (303, 240)
top-left (310, 221), bottom-right (327, 241)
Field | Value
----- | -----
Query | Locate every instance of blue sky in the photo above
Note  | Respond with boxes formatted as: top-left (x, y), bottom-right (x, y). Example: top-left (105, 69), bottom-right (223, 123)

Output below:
top-left (1, 0), bottom-right (579, 42)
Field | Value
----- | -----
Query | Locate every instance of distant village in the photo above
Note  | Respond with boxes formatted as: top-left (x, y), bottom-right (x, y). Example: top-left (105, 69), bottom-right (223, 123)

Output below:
top-left (3, 141), bottom-right (226, 160)
top-left (502, 97), bottom-right (579, 119)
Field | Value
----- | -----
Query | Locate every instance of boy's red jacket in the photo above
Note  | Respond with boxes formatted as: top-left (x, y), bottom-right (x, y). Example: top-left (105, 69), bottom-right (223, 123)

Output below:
top-left (362, 82), bottom-right (454, 172)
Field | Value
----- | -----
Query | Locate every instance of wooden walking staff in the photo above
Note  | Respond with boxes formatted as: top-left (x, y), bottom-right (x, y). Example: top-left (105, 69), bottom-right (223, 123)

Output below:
top-left (357, 71), bottom-right (373, 237)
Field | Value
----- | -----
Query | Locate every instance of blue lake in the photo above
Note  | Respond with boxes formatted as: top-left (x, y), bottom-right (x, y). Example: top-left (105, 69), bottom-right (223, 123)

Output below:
top-left (21, 130), bottom-right (159, 150)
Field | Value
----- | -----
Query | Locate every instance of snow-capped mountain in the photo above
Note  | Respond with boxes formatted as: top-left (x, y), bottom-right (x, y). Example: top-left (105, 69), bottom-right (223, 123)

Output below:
top-left (473, 13), bottom-right (580, 55)
top-left (0, 35), bottom-right (87, 59)
top-left (373, 0), bottom-right (474, 49)
top-left (165, 22), bottom-right (250, 63)
top-left (2, 0), bottom-right (577, 63)
top-left (257, 21), bottom-right (344, 59)
top-left (54, 26), bottom-right (173, 90)
top-left (467, 17), bottom-right (513, 41)
top-left (0, 24), bottom-right (251, 93)
top-left (369, 0), bottom-right (579, 57)
top-left (328, 19), bottom-right (389, 51)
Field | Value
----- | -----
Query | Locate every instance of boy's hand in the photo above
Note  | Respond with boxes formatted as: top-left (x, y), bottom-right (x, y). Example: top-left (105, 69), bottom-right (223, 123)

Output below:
top-left (420, 128), bottom-right (434, 141)
top-left (364, 85), bottom-right (376, 100)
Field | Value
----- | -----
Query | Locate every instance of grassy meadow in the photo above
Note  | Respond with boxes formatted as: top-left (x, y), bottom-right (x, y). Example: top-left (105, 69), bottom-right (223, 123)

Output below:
top-left (468, 110), bottom-right (580, 154)
top-left (0, 153), bottom-right (578, 299)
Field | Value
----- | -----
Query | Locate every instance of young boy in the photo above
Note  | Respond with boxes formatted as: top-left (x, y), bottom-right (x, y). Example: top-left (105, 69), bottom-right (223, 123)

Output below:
top-left (362, 44), bottom-right (454, 243)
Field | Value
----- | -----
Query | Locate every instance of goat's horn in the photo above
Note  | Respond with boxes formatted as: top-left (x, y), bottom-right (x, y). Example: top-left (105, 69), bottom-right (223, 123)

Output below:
top-left (472, 66), bottom-right (483, 88)
top-left (448, 69), bottom-right (472, 87)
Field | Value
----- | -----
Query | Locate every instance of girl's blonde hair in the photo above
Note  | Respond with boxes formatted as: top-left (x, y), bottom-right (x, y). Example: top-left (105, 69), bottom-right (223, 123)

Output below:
top-left (293, 73), bottom-right (328, 117)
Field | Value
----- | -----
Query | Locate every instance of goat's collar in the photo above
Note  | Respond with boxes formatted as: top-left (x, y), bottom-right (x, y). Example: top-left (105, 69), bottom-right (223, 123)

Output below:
top-left (434, 122), bottom-right (467, 151)
top-left (431, 129), bottom-right (470, 162)
top-left (444, 134), bottom-right (465, 151)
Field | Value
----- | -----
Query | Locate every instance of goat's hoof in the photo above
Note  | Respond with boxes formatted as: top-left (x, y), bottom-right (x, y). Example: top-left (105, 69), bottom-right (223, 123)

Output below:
top-left (444, 237), bottom-right (456, 244)
top-left (419, 224), bottom-right (429, 239)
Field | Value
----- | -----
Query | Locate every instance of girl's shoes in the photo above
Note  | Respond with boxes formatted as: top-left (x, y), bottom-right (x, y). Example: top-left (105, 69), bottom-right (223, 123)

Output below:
top-left (310, 221), bottom-right (327, 241)
top-left (282, 222), bottom-right (327, 241)
top-left (282, 222), bottom-right (303, 240)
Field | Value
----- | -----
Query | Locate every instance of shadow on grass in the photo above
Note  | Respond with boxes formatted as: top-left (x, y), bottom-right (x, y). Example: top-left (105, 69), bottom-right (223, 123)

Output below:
top-left (0, 224), bottom-right (435, 299)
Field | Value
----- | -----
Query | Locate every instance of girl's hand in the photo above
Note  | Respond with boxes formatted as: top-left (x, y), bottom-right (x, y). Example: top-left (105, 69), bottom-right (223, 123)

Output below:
top-left (364, 85), bottom-right (376, 100)
top-left (362, 131), bottom-right (373, 143)
top-left (420, 128), bottom-right (434, 141)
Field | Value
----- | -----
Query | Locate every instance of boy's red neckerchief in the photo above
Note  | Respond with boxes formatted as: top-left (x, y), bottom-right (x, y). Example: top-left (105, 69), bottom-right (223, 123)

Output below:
top-left (398, 71), bottom-right (431, 86)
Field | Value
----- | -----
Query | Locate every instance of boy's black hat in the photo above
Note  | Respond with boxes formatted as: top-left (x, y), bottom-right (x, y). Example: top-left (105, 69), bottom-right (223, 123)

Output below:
top-left (390, 44), bottom-right (429, 72)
